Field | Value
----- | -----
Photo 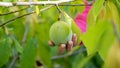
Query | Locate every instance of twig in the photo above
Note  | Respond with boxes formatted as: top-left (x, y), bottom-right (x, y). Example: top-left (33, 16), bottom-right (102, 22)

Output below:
top-left (21, 3), bottom-right (32, 46)
top-left (0, 5), bottom-right (54, 27)
top-left (0, 11), bottom-right (35, 27)
top-left (51, 47), bottom-right (86, 60)
top-left (55, 4), bottom-right (62, 13)
top-left (8, 55), bottom-right (19, 68)
top-left (0, 1), bottom-right (73, 7)
top-left (0, 7), bottom-right (29, 16)
top-left (58, 4), bottom-right (92, 6)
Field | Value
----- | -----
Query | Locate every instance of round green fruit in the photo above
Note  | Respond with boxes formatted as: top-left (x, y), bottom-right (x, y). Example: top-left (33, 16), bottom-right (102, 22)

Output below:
top-left (49, 21), bottom-right (72, 45)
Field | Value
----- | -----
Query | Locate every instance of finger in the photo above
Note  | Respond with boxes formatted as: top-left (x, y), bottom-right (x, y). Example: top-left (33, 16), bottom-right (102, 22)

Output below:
top-left (79, 41), bottom-right (83, 46)
top-left (66, 41), bottom-right (73, 52)
top-left (72, 34), bottom-right (77, 46)
top-left (48, 40), bottom-right (55, 46)
top-left (58, 44), bottom-right (66, 54)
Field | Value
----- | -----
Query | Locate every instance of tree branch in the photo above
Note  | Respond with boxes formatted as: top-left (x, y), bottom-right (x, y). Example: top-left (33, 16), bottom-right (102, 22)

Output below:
top-left (51, 46), bottom-right (86, 60)
top-left (0, 7), bottom-right (28, 16)
top-left (0, 1), bottom-right (73, 7)
top-left (0, 5), bottom-right (54, 27)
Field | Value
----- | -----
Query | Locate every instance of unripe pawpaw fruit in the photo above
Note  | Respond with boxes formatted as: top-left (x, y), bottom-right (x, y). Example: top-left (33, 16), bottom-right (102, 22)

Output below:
top-left (49, 21), bottom-right (72, 45)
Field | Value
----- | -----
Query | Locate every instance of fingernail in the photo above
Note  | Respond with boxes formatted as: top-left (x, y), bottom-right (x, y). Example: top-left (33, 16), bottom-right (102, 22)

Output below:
top-left (66, 41), bottom-right (73, 52)
top-left (48, 40), bottom-right (55, 46)
top-left (58, 44), bottom-right (66, 54)
top-left (72, 34), bottom-right (77, 46)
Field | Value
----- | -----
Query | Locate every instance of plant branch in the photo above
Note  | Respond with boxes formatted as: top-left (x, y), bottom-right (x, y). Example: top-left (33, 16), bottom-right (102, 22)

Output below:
top-left (0, 11), bottom-right (35, 27)
top-left (58, 4), bottom-right (92, 6)
top-left (8, 55), bottom-right (19, 68)
top-left (0, 5), bottom-right (54, 27)
top-left (51, 47), bottom-right (86, 60)
top-left (21, 2), bottom-right (32, 46)
top-left (0, 0), bottom-right (73, 7)
top-left (0, 7), bottom-right (29, 16)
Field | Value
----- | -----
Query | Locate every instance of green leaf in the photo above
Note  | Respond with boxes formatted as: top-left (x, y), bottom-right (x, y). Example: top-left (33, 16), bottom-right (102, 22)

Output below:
top-left (104, 39), bottom-right (120, 68)
top-left (98, 25), bottom-right (115, 60)
top-left (34, 23), bottom-right (51, 68)
top-left (63, 12), bottom-right (82, 44)
top-left (20, 39), bottom-right (36, 68)
top-left (11, 35), bottom-right (23, 54)
top-left (0, 37), bottom-right (11, 67)
top-left (38, 42), bottom-right (51, 68)
top-left (35, 6), bottom-right (40, 15)
top-left (87, 0), bottom-right (104, 28)
top-left (82, 20), bottom-right (110, 56)
top-left (107, 1), bottom-right (120, 33)
top-left (34, 0), bottom-right (40, 15)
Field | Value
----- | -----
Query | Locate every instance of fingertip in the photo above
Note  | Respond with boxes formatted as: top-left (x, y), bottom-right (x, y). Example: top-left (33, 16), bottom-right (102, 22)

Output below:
top-left (72, 34), bottom-right (77, 46)
top-left (58, 44), bottom-right (66, 54)
top-left (48, 40), bottom-right (55, 46)
top-left (66, 41), bottom-right (73, 52)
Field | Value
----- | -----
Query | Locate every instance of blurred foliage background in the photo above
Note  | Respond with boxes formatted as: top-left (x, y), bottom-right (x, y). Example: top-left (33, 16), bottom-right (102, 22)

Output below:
top-left (0, 0), bottom-right (120, 68)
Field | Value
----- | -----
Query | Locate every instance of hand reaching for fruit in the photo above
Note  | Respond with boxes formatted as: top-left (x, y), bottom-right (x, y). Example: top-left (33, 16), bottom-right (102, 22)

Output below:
top-left (48, 21), bottom-right (77, 54)
top-left (48, 33), bottom-right (77, 54)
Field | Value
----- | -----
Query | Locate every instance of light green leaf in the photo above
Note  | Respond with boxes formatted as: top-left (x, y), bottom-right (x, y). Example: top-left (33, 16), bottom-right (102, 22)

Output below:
top-left (35, 6), bottom-right (40, 15)
top-left (0, 37), bottom-right (11, 67)
top-left (87, 0), bottom-right (104, 28)
top-left (98, 25), bottom-right (115, 60)
top-left (107, 1), bottom-right (120, 33)
top-left (20, 39), bottom-right (36, 68)
top-left (34, 0), bottom-right (40, 15)
top-left (82, 20), bottom-right (110, 56)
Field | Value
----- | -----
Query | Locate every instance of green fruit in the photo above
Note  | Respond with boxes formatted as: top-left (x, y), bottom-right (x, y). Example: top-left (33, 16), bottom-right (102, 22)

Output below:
top-left (49, 21), bottom-right (72, 45)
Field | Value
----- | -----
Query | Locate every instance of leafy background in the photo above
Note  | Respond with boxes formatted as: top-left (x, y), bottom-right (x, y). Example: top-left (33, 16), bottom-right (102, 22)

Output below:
top-left (0, 0), bottom-right (120, 68)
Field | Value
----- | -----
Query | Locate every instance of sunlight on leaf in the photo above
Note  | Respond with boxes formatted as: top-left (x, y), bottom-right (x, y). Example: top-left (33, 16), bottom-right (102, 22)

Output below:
top-left (82, 20), bottom-right (110, 56)
top-left (87, 0), bottom-right (104, 28)
top-left (107, 1), bottom-right (120, 33)
top-left (104, 39), bottom-right (120, 68)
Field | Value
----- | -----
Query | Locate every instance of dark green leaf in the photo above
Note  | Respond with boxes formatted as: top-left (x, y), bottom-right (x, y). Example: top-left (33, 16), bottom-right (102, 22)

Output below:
top-left (0, 37), bottom-right (11, 67)
top-left (34, 23), bottom-right (51, 68)
top-left (11, 35), bottom-right (23, 54)
top-left (20, 39), bottom-right (36, 68)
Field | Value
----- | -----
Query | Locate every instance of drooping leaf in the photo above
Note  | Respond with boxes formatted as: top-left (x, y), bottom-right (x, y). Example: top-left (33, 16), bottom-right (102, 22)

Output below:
top-left (82, 20), bottom-right (110, 56)
top-left (0, 36), bottom-right (11, 67)
top-left (98, 24), bottom-right (115, 60)
top-left (107, 1), bottom-right (120, 33)
top-left (87, 0), bottom-right (104, 28)
top-left (20, 39), bottom-right (36, 68)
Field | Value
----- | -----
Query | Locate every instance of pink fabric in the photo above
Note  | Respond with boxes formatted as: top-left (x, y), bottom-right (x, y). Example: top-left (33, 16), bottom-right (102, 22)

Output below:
top-left (74, 0), bottom-right (92, 33)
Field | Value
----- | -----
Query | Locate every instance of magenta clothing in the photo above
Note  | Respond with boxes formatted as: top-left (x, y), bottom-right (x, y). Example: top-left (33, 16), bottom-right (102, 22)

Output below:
top-left (74, 0), bottom-right (92, 33)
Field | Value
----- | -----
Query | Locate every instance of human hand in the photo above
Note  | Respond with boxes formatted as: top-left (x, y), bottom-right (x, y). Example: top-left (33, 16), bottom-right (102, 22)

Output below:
top-left (48, 34), bottom-right (77, 54)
